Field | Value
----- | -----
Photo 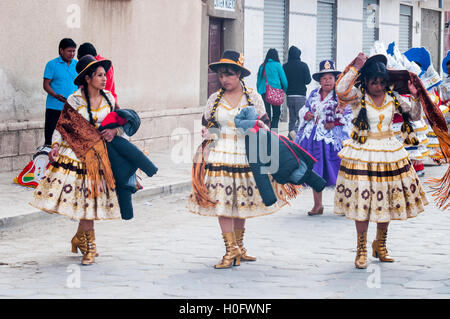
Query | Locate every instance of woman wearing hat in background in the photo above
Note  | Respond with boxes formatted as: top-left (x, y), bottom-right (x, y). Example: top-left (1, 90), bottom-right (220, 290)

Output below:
top-left (30, 55), bottom-right (121, 266)
top-left (334, 52), bottom-right (428, 269)
top-left (294, 60), bottom-right (352, 216)
top-left (188, 50), bottom-right (290, 269)
top-left (256, 48), bottom-right (288, 131)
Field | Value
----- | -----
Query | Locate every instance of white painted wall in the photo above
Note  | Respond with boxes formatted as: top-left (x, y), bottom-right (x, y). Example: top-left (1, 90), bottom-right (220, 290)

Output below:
top-left (336, 0), bottom-right (364, 71)
top-left (288, 0), bottom-right (316, 76)
top-left (244, 0), bottom-right (445, 96)
top-left (243, 0), bottom-right (265, 90)
top-left (0, 0), bottom-right (203, 121)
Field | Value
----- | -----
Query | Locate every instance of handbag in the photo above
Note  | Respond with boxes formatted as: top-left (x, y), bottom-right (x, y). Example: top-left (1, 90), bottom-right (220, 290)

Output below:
top-left (263, 64), bottom-right (285, 106)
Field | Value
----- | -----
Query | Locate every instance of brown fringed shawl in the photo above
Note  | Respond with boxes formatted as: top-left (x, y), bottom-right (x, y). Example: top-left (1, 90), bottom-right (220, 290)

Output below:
top-left (56, 102), bottom-right (116, 198)
top-left (192, 139), bottom-right (217, 208)
top-left (191, 112), bottom-right (300, 209)
top-left (407, 72), bottom-right (450, 210)
top-left (390, 71), bottom-right (450, 209)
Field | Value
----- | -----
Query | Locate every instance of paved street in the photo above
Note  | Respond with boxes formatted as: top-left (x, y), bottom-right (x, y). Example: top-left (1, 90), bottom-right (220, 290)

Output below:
top-left (0, 164), bottom-right (449, 299)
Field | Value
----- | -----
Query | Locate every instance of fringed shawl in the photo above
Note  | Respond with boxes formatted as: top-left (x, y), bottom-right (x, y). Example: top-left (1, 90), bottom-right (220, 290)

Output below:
top-left (408, 72), bottom-right (450, 210)
top-left (56, 102), bottom-right (116, 198)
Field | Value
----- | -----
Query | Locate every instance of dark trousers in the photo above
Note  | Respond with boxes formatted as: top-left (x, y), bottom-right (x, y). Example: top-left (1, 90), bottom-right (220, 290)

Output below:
top-left (261, 93), bottom-right (281, 129)
top-left (287, 95), bottom-right (306, 132)
top-left (44, 109), bottom-right (62, 145)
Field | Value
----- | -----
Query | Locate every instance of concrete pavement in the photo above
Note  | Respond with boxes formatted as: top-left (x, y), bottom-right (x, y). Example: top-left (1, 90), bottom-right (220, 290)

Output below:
top-left (0, 160), bottom-right (449, 298)
top-left (1, 122), bottom-right (449, 299)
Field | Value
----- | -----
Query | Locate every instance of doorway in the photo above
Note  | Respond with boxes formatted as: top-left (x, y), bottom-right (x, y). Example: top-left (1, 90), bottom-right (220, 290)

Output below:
top-left (208, 18), bottom-right (224, 97)
top-left (421, 8), bottom-right (442, 72)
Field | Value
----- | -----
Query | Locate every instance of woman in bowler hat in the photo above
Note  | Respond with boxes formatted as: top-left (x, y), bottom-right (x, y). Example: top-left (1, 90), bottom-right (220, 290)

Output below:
top-left (334, 52), bottom-right (428, 269)
top-left (295, 60), bottom-right (352, 216)
top-left (188, 50), bottom-right (291, 269)
top-left (31, 55), bottom-right (121, 266)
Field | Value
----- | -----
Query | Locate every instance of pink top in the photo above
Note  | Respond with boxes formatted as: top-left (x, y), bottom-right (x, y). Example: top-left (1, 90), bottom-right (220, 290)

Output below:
top-left (95, 54), bottom-right (117, 101)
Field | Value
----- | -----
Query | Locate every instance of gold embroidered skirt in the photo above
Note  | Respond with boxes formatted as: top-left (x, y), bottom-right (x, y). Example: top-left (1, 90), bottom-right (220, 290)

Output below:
top-left (30, 155), bottom-right (121, 221)
top-left (188, 133), bottom-right (289, 219)
top-left (334, 136), bottom-right (428, 222)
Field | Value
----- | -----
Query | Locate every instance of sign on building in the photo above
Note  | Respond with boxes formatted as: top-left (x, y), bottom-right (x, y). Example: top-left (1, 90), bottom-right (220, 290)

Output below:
top-left (214, 0), bottom-right (236, 11)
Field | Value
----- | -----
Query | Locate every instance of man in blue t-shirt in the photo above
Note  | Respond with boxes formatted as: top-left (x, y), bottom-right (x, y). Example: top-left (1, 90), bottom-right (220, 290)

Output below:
top-left (43, 38), bottom-right (78, 145)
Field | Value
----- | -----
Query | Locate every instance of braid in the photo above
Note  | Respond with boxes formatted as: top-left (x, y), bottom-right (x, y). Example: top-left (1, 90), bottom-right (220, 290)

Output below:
top-left (240, 79), bottom-right (253, 106)
top-left (207, 88), bottom-right (224, 129)
top-left (100, 90), bottom-right (113, 112)
top-left (207, 80), bottom-right (251, 129)
top-left (351, 87), bottom-right (370, 144)
top-left (387, 90), bottom-right (419, 146)
top-left (83, 86), bottom-right (95, 125)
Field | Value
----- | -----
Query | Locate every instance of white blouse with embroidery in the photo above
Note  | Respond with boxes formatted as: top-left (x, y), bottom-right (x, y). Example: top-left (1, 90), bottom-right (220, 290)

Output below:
top-left (203, 88), bottom-right (266, 166)
top-left (51, 89), bottom-right (119, 162)
top-left (335, 66), bottom-right (422, 163)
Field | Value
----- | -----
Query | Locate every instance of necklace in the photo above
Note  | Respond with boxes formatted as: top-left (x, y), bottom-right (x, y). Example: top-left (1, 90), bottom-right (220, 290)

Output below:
top-left (223, 92), bottom-right (244, 110)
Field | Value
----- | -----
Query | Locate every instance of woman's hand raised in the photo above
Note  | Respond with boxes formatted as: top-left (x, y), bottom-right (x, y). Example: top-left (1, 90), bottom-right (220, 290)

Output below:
top-left (352, 52), bottom-right (369, 71)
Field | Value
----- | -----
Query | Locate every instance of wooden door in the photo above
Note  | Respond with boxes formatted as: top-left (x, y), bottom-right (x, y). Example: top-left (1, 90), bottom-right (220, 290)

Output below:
top-left (208, 18), bottom-right (224, 97)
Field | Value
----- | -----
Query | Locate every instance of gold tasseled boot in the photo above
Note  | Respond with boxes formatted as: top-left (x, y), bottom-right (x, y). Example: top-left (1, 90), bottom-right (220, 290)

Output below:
top-left (71, 224), bottom-right (86, 254)
top-left (372, 228), bottom-right (395, 262)
top-left (355, 231), bottom-right (368, 269)
top-left (81, 230), bottom-right (97, 266)
top-left (214, 232), bottom-right (242, 269)
top-left (71, 224), bottom-right (98, 257)
top-left (234, 228), bottom-right (257, 262)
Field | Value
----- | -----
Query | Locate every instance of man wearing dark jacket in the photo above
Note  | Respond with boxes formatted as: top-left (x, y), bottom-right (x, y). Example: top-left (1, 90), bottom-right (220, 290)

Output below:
top-left (283, 46), bottom-right (311, 140)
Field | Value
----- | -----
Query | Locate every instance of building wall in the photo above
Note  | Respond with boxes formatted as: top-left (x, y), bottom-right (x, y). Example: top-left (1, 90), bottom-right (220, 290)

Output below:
top-left (288, 0), bottom-right (317, 79)
top-left (335, 0), bottom-right (363, 72)
top-left (379, 0), bottom-right (400, 46)
top-left (0, 0), bottom-right (245, 172)
top-left (244, 0), bottom-right (446, 95)
top-left (445, 0), bottom-right (450, 53)
top-left (445, 11), bottom-right (450, 53)
top-left (0, 0), bottom-right (203, 121)
top-left (244, 0), bottom-right (265, 90)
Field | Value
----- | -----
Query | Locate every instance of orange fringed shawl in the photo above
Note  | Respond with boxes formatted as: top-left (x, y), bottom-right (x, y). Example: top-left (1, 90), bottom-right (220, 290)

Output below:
top-left (191, 139), bottom-right (217, 208)
top-left (191, 137), bottom-right (302, 209)
top-left (56, 102), bottom-right (116, 198)
top-left (409, 73), bottom-right (450, 210)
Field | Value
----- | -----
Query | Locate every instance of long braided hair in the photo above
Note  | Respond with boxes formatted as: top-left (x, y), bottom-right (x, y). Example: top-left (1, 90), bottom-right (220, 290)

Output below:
top-left (206, 65), bottom-right (253, 131)
top-left (80, 65), bottom-right (114, 126)
top-left (387, 89), bottom-right (419, 145)
top-left (192, 64), bottom-right (253, 208)
top-left (351, 60), bottom-right (418, 145)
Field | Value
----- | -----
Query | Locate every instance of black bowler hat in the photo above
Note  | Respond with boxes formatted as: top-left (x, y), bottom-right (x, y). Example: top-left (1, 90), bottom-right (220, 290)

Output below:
top-left (365, 53), bottom-right (388, 67)
top-left (73, 54), bottom-right (111, 86)
top-left (312, 60), bottom-right (341, 82)
top-left (208, 50), bottom-right (251, 77)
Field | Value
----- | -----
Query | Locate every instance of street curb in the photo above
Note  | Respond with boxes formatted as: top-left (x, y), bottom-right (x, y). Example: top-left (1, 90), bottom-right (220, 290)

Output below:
top-left (0, 179), bottom-right (192, 230)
